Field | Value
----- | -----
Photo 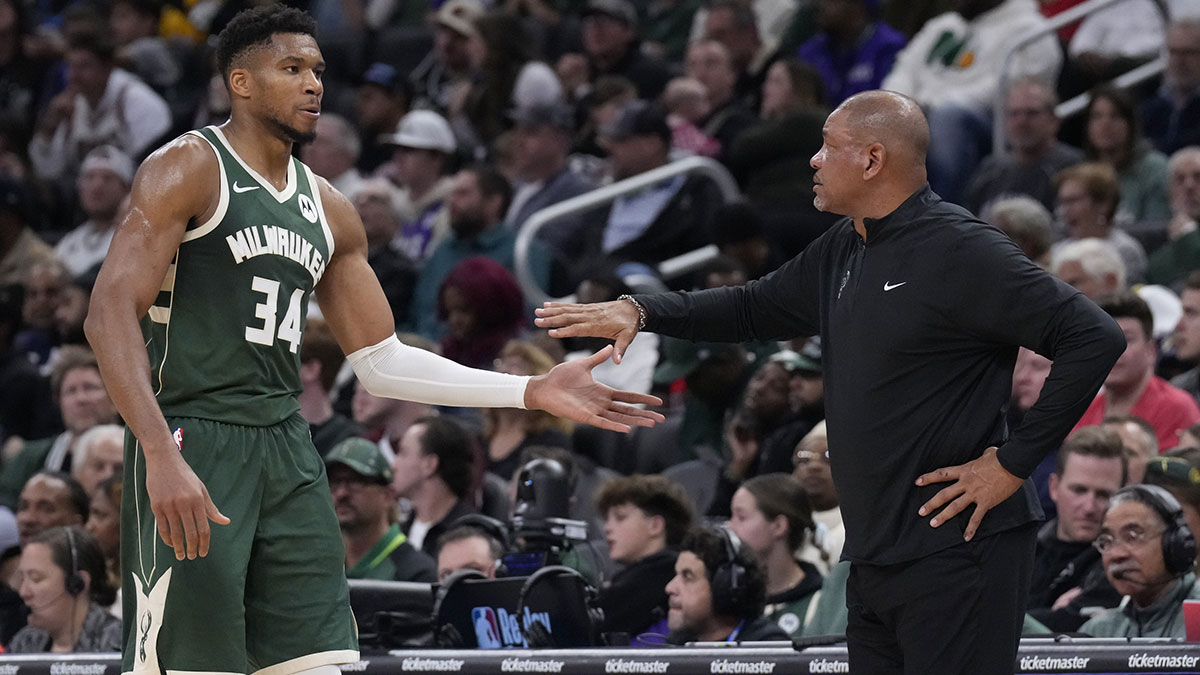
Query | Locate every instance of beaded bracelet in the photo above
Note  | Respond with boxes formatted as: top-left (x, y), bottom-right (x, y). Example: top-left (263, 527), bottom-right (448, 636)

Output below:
top-left (617, 294), bottom-right (646, 331)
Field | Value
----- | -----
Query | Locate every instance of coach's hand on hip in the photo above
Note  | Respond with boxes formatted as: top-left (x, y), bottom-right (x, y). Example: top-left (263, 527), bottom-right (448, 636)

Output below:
top-left (535, 300), bottom-right (641, 363)
top-left (915, 447), bottom-right (1024, 542)
top-left (145, 448), bottom-right (229, 560)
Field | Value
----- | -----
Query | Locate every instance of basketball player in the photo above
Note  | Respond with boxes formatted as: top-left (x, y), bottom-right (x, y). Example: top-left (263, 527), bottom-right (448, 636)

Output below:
top-left (84, 6), bottom-right (663, 673)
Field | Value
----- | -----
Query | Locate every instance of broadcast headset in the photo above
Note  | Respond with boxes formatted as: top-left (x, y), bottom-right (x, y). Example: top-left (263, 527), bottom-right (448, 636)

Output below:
top-left (516, 565), bottom-right (603, 648)
top-left (710, 527), bottom-right (750, 619)
top-left (65, 526), bottom-right (84, 597)
top-left (449, 514), bottom-right (511, 578)
top-left (1111, 484), bottom-right (1197, 578)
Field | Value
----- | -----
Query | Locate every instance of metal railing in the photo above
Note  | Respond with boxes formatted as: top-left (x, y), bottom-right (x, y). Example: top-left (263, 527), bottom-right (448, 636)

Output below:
top-left (513, 155), bottom-right (740, 306)
top-left (1055, 56), bottom-right (1166, 118)
top-left (994, 0), bottom-right (1167, 150)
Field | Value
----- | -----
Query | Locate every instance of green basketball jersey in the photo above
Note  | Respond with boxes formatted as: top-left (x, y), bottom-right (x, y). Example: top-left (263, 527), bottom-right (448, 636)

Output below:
top-left (142, 126), bottom-right (335, 426)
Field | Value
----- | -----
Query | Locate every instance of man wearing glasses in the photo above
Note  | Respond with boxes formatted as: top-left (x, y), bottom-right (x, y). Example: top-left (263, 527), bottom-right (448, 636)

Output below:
top-left (1081, 484), bottom-right (1199, 637)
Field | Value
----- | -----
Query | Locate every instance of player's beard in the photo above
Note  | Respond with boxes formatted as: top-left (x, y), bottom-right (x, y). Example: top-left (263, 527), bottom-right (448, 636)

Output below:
top-left (266, 113), bottom-right (317, 145)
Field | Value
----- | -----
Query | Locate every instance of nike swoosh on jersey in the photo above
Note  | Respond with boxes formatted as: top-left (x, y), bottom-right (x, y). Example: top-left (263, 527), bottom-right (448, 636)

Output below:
top-left (883, 281), bottom-right (907, 291)
top-left (232, 182), bottom-right (259, 193)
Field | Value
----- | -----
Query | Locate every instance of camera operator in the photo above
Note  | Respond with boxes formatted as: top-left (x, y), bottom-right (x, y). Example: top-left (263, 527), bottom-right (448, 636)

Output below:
top-left (665, 526), bottom-right (789, 643)
top-left (594, 475), bottom-right (695, 639)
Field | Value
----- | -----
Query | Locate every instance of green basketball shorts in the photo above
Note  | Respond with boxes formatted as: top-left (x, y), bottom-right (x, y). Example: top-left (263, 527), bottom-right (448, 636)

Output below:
top-left (121, 413), bottom-right (358, 674)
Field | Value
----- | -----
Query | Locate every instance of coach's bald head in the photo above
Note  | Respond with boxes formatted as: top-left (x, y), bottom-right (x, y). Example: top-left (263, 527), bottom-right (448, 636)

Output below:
top-left (836, 90), bottom-right (930, 172)
top-left (810, 90), bottom-right (931, 231)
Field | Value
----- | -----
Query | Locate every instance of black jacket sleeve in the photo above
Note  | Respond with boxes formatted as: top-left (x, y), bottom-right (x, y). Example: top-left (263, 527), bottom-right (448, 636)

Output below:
top-left (947, 226), bottom-right (1126, 478)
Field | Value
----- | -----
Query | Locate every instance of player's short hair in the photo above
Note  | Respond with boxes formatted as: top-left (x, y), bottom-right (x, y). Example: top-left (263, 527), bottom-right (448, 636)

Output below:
top-left (216, 4), bottom-right (317, 80)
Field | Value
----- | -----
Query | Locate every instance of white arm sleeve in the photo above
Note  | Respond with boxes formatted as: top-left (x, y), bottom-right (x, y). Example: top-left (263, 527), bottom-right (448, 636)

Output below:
top-left (346, 334), bottom-right (529, 409)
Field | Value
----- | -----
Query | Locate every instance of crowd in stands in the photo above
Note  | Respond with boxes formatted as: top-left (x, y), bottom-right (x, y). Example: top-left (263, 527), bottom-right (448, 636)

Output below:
top-left (1, 0), bottom-right (1200, 655)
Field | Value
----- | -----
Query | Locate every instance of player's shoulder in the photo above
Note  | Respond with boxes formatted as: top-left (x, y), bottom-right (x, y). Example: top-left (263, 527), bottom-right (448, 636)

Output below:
top-left (136, 131), bottom-right (219, 183)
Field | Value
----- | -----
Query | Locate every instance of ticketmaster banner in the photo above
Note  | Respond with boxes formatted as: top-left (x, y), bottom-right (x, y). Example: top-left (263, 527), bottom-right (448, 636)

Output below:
top-left (2, 643), bottom-right (1200, 674)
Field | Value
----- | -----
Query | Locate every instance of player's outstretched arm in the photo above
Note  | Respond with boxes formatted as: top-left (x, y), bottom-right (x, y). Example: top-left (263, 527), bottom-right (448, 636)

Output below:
top-left (314, 180), bottom-right (664, 432)
top-left (85, 136), bottom-right (229, 561)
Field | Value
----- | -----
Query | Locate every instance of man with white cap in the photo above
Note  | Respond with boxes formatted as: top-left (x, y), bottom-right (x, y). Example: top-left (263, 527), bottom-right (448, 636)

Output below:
top-left (411, 0), bottom-right (484, 112)
top-left (55, 145), bottom-right (134, 279)
top-left (381, 109), bottom-right (458, 263)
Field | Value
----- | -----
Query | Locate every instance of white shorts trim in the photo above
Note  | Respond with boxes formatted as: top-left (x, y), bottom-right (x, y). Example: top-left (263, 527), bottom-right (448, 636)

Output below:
top-left (252, 650), bottom-right (361, 675)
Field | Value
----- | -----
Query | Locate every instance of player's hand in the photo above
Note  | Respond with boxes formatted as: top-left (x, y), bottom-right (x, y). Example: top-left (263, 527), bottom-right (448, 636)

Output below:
top-left (144, 448), bottom-right (229, 560)
top-left (914, 446), bottom-right (1024, 542)
top-left (535, 300), bottom-right (640, 364)
top-left (525, 345), bottom-right (665, 432)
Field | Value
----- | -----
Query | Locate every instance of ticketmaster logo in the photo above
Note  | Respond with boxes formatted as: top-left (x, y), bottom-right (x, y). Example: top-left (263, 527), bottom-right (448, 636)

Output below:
top-left (501, 658), bottom-right (566, 672)
top-left (710, 660), bottom-right (776, 674)
top-left (1019, 656), bottom-right (1090, 670)
top-left (339, 661), bottom-right (371, 672)
top-left (807, 659), bottom-right (849, 674)
top-left (605, 659), bottom-right (670, 673)
top-left (401, 658), bottom-right (466, 672)
top-left (49, 665), bottom-right (106, 675)
top-left (0, 666), bottom-right (19, 675)
top-left (1128, 653), bottom-right (1200, 668)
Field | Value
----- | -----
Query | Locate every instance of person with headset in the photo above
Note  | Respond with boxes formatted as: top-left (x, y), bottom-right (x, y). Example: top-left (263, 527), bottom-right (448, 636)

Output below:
top-left (663, 525), bottom-right (789, 644)
top-left (9, 525), bottom-right (120, 652)
top-left (1080, 484), bottom-right (1200, 637)
top-left (435, 515), bottom-right (509, 581)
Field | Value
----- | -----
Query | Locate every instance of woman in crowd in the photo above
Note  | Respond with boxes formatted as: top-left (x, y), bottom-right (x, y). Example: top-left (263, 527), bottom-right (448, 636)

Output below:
top-left (452, 12), bottom-right (562, 156)
top-left (1083, 85), bottom-right (1171, 225)
top-left (726, 59), bottom-right (837, 259)
top-left (484, 340), bottom-right (572, 480)
top-left (9, 526), bottom-right (120, 652)
top-left (437, 257), bottom-right (526, 370)
top-left (728, 473), bottom-right (826, 639)
top-left (1052, 162), bottom-right (1148, 283)
top-left (85, 475), bottom-right (121, 600)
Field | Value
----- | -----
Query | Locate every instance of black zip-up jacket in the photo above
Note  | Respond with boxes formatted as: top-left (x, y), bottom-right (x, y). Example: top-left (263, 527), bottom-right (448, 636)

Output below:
top-left (637, 185), bottom-right (1126, 565)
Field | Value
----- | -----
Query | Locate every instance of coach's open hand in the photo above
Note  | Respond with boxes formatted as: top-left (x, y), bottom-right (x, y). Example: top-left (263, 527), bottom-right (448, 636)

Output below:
top-left (526, 345), bottom-right (665, 432)
top-left (535, 300), bottom-right (641, 364)
top-left (915, 446), bottom-right (1024, 542)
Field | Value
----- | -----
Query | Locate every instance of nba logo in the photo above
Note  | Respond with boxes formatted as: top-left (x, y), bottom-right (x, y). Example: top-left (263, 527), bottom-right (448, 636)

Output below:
top-left (472, 607), bottom-right (502, 649)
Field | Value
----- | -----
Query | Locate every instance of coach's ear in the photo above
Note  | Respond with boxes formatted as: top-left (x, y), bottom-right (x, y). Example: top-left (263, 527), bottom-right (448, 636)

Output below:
top-left (863, 142), bottom-right (885, 181)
